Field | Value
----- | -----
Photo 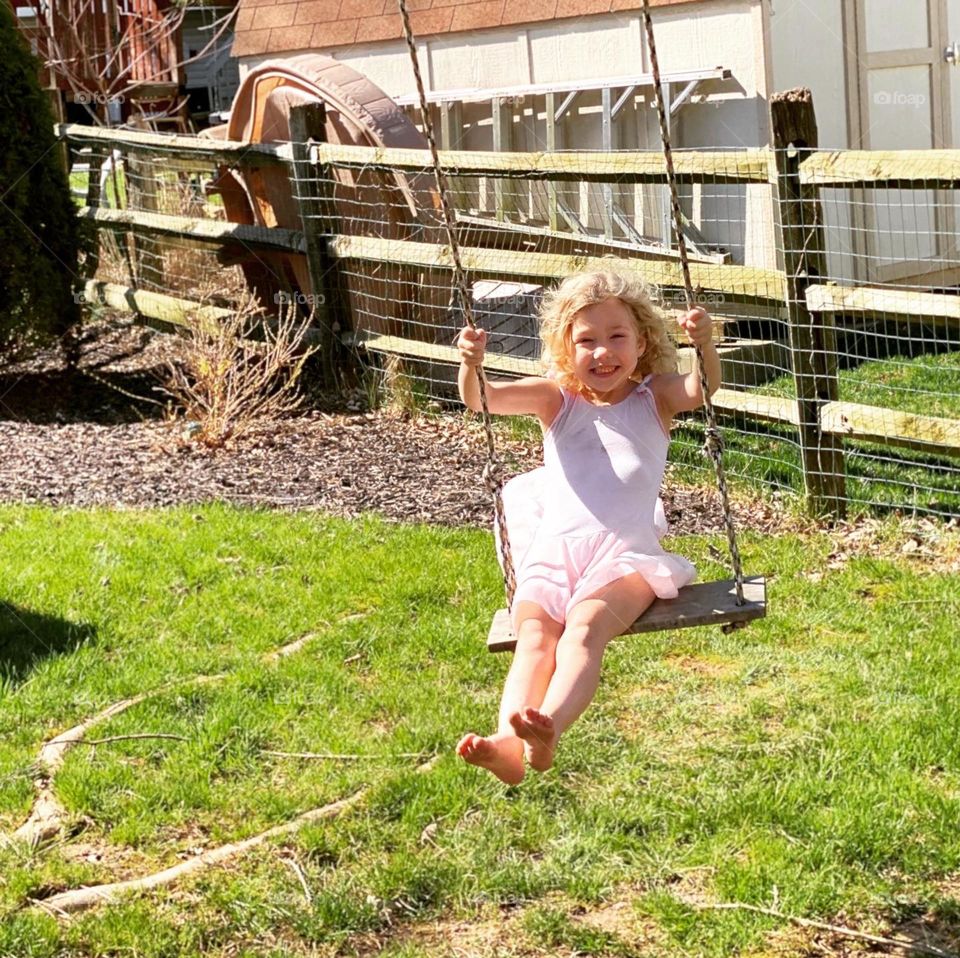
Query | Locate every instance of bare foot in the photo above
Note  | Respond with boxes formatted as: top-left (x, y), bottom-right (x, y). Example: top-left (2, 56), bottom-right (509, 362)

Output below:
top-left (509, 708), bottom-right (556, 772)
top-left (456, 732), bottom-right (525, 785)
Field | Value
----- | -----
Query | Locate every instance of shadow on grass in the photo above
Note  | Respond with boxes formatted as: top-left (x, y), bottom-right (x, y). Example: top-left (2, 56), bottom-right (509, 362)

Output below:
top-left (0, 601), bottom-right (96, 690)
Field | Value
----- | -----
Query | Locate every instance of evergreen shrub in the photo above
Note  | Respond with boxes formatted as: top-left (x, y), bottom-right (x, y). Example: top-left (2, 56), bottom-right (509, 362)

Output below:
top-left (0, 3), bottom-right (81, 359)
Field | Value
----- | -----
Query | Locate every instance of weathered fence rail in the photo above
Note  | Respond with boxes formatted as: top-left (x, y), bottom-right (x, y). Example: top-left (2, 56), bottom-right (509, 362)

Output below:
top-left (326, 235), bottom-right (786, 301)
top-left (59, 123), bottom-right (292, 165)
top-left (78, 206), bottom-right (307, 254)
top-left (798, 150), bottom-right (960, 187)
top-left (805, 284), bottom-right (960, 327)
top-left (308, 141), bottom-right (776, 184)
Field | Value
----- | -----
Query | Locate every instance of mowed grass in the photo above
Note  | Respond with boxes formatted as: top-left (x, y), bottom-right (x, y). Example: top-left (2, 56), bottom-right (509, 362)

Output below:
top-left (1, 504), bottom-right (959, 957)
top-left (670, 419), bottom-right (960, 518)
top-left (669, 347), bottom-right (960, 517)
top-left (758, 348), bottom-right (960, 420)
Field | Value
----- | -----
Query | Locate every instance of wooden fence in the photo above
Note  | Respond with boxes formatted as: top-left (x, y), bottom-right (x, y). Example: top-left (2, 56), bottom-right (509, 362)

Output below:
top-left (59, 101), bottom-right (960, 518)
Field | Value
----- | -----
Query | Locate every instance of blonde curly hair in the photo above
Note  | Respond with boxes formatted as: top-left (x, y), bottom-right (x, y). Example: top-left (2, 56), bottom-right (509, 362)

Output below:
top-left (539, 270), bottom-right (676, 393)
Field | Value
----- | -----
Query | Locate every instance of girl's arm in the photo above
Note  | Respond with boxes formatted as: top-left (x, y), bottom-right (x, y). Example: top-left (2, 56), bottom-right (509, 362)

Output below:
top-left (458, 327), bottom-right (562, 428)
top-left (651, 307), bottom-right (721, 428)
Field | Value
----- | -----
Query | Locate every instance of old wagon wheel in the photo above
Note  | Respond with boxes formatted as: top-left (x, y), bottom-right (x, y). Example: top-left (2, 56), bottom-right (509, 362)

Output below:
top-left (212, 54), bottom-right (446, 343)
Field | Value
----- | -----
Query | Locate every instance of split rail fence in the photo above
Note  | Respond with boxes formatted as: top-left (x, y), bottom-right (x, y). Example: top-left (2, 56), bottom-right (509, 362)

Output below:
top-left (60, 98), bottom-right (960, 520)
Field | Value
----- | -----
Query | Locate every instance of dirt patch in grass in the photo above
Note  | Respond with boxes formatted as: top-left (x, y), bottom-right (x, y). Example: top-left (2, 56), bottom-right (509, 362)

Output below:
top-left (572, 895), bottom-right (667, 950)
top-left (936, 872), bottom-right (960, 900)
top-left (823, 515), bottom-right (960, 574)
top-left (761, 907), bottom-right (960, 958)
top-left (664, 654), bottom-right (741, 680)
top-left (371, 913), bottom-right (535, 958)
top-left (350, 892), bottom-right (667, 958)
top-left (57, 839), bottom-right (158, 884)
top-left (366, 880), bottom-right (960, 958)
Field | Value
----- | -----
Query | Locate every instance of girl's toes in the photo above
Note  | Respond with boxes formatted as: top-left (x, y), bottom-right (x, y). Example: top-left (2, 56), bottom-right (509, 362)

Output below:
top-left (526, 707), bottom-right (548, 723)
top-left (523, 708), bottom-right (554, 736)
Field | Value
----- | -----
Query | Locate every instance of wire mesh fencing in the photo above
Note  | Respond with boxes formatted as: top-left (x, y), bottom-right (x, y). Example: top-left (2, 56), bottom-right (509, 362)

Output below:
top-left (296, 144), bottom-right (797, 497)
top-left (69, 135), bottom-right (260, 315)
top-left (789, 150), bottom-right (960, 518)
top-left (65, 121), bottom-right (960, 520)
top-left (306, 143), bottom-right (959, 519)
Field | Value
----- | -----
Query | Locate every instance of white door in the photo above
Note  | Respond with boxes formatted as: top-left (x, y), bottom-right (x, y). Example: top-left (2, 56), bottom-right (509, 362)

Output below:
top-left (854, 0), bottom-right (953, 285)
top-left (947, 3), bottom-right (960, 142)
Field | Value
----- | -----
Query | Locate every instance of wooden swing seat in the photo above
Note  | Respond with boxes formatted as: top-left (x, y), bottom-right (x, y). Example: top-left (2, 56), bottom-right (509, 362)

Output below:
top-left (487, 576), bottom-right (766, 653)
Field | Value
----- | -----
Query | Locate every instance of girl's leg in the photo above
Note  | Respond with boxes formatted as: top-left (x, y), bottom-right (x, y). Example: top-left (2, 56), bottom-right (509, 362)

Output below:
top-left (457, 602), bottom-right (562, 784)
top-left (511, 573), bottom-right (655, 771)
top-left (497, 601), bottom-right (563, 732)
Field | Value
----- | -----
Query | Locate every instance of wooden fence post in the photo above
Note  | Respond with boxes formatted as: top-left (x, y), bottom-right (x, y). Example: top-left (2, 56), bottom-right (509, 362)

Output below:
top-left (289, 103), bottom-right (339, 389)
top-left (770, 88), bottom-right (847, 518)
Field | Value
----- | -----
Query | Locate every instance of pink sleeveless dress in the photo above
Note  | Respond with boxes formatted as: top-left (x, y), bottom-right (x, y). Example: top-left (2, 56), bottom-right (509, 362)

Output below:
top-left (497, 376), bottom-right (696, 625)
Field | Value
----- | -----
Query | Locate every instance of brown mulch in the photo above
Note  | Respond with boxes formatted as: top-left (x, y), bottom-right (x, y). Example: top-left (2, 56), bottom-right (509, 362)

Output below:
top-left (0, 318), bottom-right (785, 536)
top-left (0, 412), bottom-right (766, 535)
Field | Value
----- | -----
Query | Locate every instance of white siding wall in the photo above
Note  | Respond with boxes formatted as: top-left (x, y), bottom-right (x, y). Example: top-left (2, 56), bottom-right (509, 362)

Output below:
top-left (241, 3), bottom-right (767, 122)
top-left (768, 0), bottom-right (848, 148)
top-left (769, 0), bottom-right (854, 280)
top-left (239, 1), bottom-right (779, 267)
top-left (183, 7), bottom-right (241, 113)
top-left (951, 0), bottom-right (960, 149)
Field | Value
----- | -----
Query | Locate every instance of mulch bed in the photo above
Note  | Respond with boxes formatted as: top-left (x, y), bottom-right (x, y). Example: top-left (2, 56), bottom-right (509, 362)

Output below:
top-left (0, 319), bottom-right (783, 536)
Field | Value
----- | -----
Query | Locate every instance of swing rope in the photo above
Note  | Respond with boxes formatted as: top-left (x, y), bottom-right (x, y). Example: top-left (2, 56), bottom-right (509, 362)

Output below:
top-left (396, 0), bottom-right (746, 609)
top-left (639, 0), bottom-right (746, 603)
top-left (396, 0), bottom-right (517, 607)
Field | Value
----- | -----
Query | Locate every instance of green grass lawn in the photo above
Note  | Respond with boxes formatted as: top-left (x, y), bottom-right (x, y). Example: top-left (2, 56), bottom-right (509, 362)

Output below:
top-left (70, 166), bottom-right (223, 215)
top-left (1, 504), bottom-right (959, 957)
top-left (663, 347), bottom-right (960, 518)
top-left (838, 350), bottom-right (960, 419)
top-left (757, 349), bottom-right (960, 420)
top-left (670, 420), bottom-right (960, 518)
top-left (69, 169), bottom-right (126, 210)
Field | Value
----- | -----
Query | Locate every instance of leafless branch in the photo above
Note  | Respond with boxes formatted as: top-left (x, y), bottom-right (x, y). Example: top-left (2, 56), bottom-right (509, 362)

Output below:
top-left (691, 902), bottom-right (958, 958)
top-left (21, 0), bottom-right (227, 128)
top-left (281, 855), bottom-right (313, 904)
top-left (263, 750), bottom-right (432, 762)
top-left (77, 734), bottom-right (188, 746)
top-left (162, 291), bottom-right (318, 448)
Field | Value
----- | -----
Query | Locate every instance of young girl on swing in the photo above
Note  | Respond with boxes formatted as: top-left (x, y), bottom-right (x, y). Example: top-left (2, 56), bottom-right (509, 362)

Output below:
top-left (455, 269), bottom-right (720, 784)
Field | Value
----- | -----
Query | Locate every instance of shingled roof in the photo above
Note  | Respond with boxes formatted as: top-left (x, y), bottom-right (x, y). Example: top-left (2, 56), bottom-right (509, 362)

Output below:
top-left (233, 0), bottom-right (699, 59)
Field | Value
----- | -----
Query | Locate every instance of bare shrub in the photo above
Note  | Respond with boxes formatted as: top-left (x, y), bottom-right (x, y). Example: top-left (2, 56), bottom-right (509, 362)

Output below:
top-left (163, 291), bottom-right (317, 447)
top-left (157, 167), bottom-right (234, 300)
top-left (162, 245), bottom-right (246, 305)
top-left (383, 353), bottom-right (417, 417)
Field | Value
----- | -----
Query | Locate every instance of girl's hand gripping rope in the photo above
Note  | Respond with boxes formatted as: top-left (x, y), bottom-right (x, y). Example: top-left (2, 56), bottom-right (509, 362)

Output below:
top-left (677, 306), bottom-right (713, 347)
top-left (457, 326), bottom-right (487, 367)
top-left (663, 305), bottom-right (721, 414)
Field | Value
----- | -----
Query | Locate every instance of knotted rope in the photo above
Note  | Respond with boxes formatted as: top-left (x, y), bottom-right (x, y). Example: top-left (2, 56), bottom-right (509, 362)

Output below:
top-left (396, 0), bottom-right (516, 607)
top-left (640, 0), bottom-right (746, 603)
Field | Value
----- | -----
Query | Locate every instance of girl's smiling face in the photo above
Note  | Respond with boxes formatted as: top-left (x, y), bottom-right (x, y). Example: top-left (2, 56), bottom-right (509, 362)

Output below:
top-left (569, 297), bottom-right (646, 403)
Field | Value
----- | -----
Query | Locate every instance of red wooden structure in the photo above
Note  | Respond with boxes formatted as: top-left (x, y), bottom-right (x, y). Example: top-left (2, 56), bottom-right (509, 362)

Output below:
top-left (12, 0), bottom-right (187, 127)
